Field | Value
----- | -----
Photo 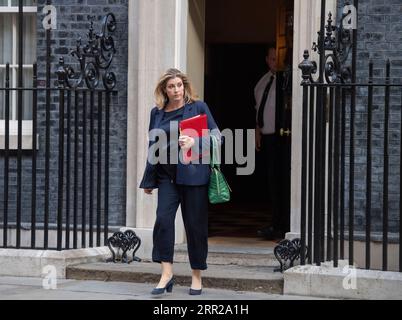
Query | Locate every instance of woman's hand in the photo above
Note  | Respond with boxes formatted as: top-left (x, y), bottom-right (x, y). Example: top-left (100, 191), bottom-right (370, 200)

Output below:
top-left (144, 189), bottom-right (154, 195)
top-left (179, 135), bottom-right (195, 150)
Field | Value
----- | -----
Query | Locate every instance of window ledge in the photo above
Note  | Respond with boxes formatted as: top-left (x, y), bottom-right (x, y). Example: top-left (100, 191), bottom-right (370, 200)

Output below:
top-left (0, 120), bottom-right (39, 150)
top-left (0, 7), bottom-right (38, 13)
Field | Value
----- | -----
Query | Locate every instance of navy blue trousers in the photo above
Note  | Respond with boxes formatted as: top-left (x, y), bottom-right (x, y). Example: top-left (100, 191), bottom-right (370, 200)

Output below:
top-left (152, 175), bottom-right (209, 270)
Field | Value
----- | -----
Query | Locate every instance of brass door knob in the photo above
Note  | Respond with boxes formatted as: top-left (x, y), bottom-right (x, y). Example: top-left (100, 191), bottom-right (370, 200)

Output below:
top-left (280, 128), bottom-right (291, 137)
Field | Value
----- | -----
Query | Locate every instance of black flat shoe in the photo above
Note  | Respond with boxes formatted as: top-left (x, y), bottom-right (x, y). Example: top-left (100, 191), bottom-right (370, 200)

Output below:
top-left (189, 288), bottom-right (202, 295)
top-left (151, 277), bottom-right (175, 295)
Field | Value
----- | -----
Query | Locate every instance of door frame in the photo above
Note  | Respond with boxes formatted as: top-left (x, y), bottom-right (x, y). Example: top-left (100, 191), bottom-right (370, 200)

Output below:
top-left (125, 0), bottom-right (339, 258)
top-left (288, 0), bottom-right (337, 239)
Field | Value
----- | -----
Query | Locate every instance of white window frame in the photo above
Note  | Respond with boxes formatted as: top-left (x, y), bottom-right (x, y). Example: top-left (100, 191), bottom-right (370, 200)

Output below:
top-left (0, 0), bottom-right (38, 150)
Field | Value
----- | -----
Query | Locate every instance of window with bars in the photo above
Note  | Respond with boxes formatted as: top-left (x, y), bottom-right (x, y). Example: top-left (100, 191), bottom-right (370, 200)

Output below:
top-left (0, 0), bottom-right (37, 121)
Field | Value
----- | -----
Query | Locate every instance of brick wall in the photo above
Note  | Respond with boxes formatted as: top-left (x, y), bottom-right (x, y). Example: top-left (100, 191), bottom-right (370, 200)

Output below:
top-left (336, 0), bottom-right (402, 233)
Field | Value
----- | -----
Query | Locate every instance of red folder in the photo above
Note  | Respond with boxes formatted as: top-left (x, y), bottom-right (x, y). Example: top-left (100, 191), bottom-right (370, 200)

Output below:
top-left (179, 114), bottom-right (208, 162)
top-left (179, 114), bottom-right (208, 137)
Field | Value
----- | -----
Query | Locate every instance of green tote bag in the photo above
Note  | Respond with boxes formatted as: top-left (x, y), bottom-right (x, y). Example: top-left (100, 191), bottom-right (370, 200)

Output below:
top-left (208, 135), bottom-right (232, 204)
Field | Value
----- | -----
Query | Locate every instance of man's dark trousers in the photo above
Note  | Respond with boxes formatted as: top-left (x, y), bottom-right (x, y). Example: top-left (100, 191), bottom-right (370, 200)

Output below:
top-left (260, 134), bottom-right (288, 236)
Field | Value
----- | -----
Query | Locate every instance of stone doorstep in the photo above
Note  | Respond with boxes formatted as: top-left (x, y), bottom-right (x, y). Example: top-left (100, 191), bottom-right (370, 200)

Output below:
top-left (174, 244), bottom-right (280, 267)
top-left (66, 262), bottom-right (284, 294)
top-left (173, 250), bottom-right (280, 267)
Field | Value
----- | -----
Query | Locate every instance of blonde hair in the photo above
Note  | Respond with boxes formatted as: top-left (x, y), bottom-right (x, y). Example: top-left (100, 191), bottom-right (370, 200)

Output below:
top-left (154, 68), bottom-right (198, 109)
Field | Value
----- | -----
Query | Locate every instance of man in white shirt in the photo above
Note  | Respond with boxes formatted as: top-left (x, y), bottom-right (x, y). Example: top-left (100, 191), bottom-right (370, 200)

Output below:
top-left (254, 45), bottom-right (284, 240)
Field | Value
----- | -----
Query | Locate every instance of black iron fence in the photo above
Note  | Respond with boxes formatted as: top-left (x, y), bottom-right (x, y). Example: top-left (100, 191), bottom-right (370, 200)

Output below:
top-left (0, 4), bottom-right (117, 251)
top-left (298, 2), bottom-right (402, 272)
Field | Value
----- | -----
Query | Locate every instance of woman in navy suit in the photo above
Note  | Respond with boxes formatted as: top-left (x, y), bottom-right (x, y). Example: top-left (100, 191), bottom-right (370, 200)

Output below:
top-left (139, 68), bottom-right (221, 295)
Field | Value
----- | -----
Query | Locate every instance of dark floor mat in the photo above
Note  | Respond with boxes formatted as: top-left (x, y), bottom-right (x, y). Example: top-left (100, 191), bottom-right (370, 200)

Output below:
top-left (208, 202), bottom-right (273, 238)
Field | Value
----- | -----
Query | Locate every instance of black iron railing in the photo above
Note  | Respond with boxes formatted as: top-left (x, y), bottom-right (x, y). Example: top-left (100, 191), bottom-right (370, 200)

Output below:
top-left (0, 6), bottom-right (117, 251)
top-left (298, 0), bottom-right (402, 272)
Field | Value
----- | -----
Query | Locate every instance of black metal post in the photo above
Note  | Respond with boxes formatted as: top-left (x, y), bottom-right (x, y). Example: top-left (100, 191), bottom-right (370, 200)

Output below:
top-left (73, 91), bottom-right (79, 249)
top-left (400, 89), bottom-right (402, 273)
top-left (82, 91), bottom-right (87, 248)
top-left (327, 87), bottom-right (335, 262)
top-left (298, 50), bottom-right (315, 265)
top-left (333, 87), bottom-right (341, 268)
top-left (314, 0), bottom-right (326, 266)
top-left (348, 0), bottom-right (359, 267)
top-left (314, 97), bottom-right (322, 265)
top-left (382, 60), bottom-right (390, 271)
top-left (321, 86), bottom-right (328, 263)
top-left (308, 86), bottom-right (315, 264)
top-left (301, 83), bottom-right (309, 265)
top-left (349, 95), bottom-right (356, 266)
top-left (3, 63), bottom-right (10, 248)
top-left (97, 92), bottom-right (103, 247)
top-left (366, 60), bottom-right (374, 269)
top-left (66, 91), bottom-right (72, 249)
top-left (16, 0), bottom-right (24, 249)
top-left (57, 86), bottom-right (65, 251)
top-left (44, 0), bottom-right (52, 250)
top-left (31, 63), bottom-right (38, 249)
top-left (104, 92), bottom-right (111, 244)
top-left (340, 90), bottom-right (346, 259)
top-left (89, 92), bottom-right (95, 247)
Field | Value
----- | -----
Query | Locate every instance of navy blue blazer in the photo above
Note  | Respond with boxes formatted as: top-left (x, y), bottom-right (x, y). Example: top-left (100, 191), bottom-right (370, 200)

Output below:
top-left (139, 101), bottom-right (221, 188)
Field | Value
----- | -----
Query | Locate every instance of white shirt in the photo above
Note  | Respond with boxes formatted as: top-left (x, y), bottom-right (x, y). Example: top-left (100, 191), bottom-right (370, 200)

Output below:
top-left (254, 71), bottom-right (276, 135)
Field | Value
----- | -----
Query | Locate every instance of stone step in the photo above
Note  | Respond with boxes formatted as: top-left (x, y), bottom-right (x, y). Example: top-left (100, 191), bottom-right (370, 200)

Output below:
top-left (66, 261), bottom-right (284, 294)
top-left (174, 250), bottom-right (279, 267)
top-left (174, 244), bottom-right (280, 267)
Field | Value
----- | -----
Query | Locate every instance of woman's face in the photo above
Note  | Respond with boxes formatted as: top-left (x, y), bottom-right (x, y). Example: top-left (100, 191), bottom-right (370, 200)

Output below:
top-left (165, 77), bottom-right (184, 104)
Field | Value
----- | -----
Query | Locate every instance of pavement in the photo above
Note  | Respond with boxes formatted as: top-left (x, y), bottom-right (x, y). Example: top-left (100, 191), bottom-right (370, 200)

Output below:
top-left (0, 276), bottom-right (331, 300)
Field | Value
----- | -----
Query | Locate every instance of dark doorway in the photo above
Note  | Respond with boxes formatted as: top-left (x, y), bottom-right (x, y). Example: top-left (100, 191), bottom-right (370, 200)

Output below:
top-left (204, 0), bottom-right (293, 238)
